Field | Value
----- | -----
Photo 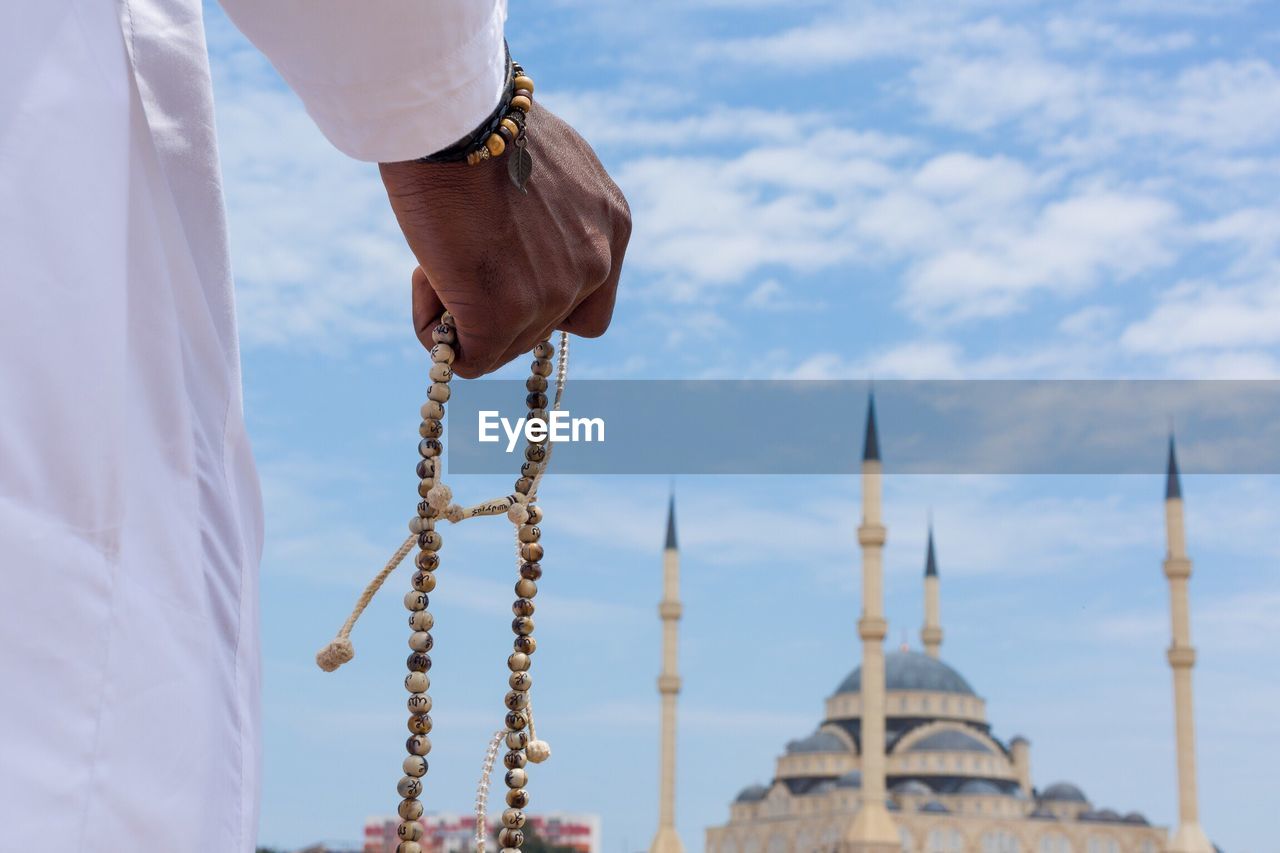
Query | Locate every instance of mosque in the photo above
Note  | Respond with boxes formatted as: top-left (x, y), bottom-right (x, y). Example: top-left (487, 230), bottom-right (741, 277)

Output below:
top-left (646, 399), bottom-right (1218, 853)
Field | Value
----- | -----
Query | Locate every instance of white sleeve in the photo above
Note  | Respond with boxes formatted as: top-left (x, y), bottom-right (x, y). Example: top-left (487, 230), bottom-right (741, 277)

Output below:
top-left (218, 0), bottom-right (508, 162)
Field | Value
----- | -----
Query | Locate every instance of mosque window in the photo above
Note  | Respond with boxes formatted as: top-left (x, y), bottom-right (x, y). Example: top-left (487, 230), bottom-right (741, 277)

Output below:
top-left (926, 828), bottom-right (964, 853)
top-left (1086, 838), bottom-right (1119, 853)
top-left (982, 831), bottom-right (1021, 853)
top-left (900, 827), bottom-right (916, 853)
top-left (1038, 834), bottom-right (1071, 853)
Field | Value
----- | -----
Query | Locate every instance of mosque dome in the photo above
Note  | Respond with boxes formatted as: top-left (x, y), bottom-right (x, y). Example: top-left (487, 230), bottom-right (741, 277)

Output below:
top-left (905, 729), bottom-right (994, 753)
top-left (785, 730), bottom-right (847, 754)
top-left (920, 800), bottom-right (951, 814)
top-left (835, 649), bottom-right (976, 696)
top-left (891, 780), bottom-right (933, 796)
top-left (957, 779), bottom-right (1004, 796)
top-left (835, 770), bottom-right (862, 789)
top-left (1040, 781), bottom-right (1089, 803)
top-left (735, 784), bottom-right (769, 803)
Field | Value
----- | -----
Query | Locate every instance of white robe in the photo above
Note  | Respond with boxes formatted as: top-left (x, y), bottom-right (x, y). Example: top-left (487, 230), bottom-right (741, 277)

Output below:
top-left (0, 1), bottom-right (505, 849)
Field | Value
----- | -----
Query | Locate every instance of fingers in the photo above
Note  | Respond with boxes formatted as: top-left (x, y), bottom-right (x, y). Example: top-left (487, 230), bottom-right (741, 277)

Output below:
top-left (411, 266), bottom-right (444, 350)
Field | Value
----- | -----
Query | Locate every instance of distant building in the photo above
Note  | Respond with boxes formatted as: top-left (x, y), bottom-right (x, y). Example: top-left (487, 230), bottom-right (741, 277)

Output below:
top-left (699, 402), bottom-right (1216, 853)
top-left (364, 812), bottom-right (601, 853)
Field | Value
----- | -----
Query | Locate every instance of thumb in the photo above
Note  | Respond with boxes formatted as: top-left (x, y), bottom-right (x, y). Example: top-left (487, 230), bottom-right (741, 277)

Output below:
top-left (411, 266), bottom-right (445, 350)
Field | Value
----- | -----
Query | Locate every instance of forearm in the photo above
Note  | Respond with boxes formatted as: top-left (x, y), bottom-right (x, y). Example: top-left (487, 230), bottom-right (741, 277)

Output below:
top-left (218, 0), bottom-right (508, 161)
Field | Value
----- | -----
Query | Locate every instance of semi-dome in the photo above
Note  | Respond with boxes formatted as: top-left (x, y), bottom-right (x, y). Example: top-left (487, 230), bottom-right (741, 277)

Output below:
top-left (835, 770), bottom-right (862, 789)
top-left (1040, 781), bottom-right (1089, 803)
top-left (957, 779), bottom-right (1004, 796)
top-left (905, 729), bottom-right (993, 754)
top-left (735, 784), bottom-right (768, 803)
top-left (891, 780), bottom-right (933, 796)
top-left (920, 800), bottom-right (951, 814)
top-left (835, 649), bottom-right (975, 696)
top-left (785, 730), bottom-right (847, 754)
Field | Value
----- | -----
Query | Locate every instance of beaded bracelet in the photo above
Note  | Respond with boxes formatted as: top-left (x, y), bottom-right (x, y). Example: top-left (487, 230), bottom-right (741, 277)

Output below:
top-left (316, 315), bottom-right (568, 853)
top-left (419, 46), bottom-right (536, 192)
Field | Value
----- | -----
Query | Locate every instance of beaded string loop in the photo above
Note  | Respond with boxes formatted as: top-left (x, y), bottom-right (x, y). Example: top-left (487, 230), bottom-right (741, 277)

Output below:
top-left (316, 314), bottom-right (567, 853)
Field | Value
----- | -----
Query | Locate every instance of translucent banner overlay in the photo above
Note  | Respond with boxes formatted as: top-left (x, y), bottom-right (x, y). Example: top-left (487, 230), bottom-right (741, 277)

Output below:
top-left (444, 380), bottom-right (1280, 475)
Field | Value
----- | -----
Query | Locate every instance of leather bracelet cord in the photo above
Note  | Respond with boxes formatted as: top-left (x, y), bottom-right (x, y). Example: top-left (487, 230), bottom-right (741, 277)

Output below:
top-left (418, 43), bottom-right (536, 192)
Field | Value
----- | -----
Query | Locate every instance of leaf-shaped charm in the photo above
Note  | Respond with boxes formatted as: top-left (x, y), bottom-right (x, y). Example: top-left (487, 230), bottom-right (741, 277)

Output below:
top-left (508, 140), bottom-right (533, 193)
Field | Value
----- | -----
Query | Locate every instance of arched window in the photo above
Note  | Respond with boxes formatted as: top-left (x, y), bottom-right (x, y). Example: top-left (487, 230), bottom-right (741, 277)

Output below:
top-left (1038, 834), bottom-right (1071, 853)
top-left (1086, 838), bottom-right (1118, 853)
top-left (899, 827), bottom-right (916, 853)
top-left (981, 830), bottom-right (1020, 853)
top-left (926, 828), bottom-right (964, 853)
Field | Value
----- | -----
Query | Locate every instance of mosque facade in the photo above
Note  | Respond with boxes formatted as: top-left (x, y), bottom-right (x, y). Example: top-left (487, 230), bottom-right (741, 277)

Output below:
top-left (654, 400), bottom-right (1216, 853)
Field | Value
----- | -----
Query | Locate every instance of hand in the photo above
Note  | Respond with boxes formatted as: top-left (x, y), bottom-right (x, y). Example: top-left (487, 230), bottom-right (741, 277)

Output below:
top-left (380, 106), bottom-right (631, 378)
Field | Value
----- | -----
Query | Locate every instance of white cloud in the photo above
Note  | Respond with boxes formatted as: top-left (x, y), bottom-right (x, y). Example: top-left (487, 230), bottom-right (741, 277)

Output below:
top-left (1121, 275), bottom-right (1280, 356)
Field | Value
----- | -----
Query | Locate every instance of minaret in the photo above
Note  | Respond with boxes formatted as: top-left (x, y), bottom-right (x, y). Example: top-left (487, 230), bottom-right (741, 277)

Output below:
top-left (920, 524), bottom-right (942, 659)
top-left (1162, 437), bottom-right (1213, 853)
top-left (650, 494), bottom-right (685, 853)
top-left (843, 396), bottom-right (899, 853)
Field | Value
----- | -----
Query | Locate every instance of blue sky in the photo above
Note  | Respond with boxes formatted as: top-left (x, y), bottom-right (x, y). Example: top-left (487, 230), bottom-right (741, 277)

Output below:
top-left (204, 2), bottom-right (1279, 851)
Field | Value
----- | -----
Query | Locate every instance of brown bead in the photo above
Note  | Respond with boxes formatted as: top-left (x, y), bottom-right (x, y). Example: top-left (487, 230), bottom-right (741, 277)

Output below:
top-left (524, 444), bottom-right (547, 463)
top-left (397, 841), bottom-right (423, 853)
top-left (418, 480), bottom-right (434, 498)
top-left (520, 562), bottom-right (543, 580)
top-left (415, 550), bottom-right (439, 571)
top-left (499, 829), bottom-right (525, 849)
top-left (525, 375), bottom-right (548, 393)
top-left (417, 499), bottom-right (439, 519)
top-left (513, 75), bottom-right (535, 94)
top-left (406, 712), bottom-right (433, 735)
top-left (399, 798), bottom-right (424, 821)
top-left (526, 505), bottom-right (544, 525)
top-left (506, 789), bottom-right (530, 808)
top-left (510, 94), bottom-right (532, 112)
top-left (404, 591), bottom-right (429, 611)
top-left (515, 578), bottom-right (538, 598)
top-left (397, 776), bottom-right (423, 798)
top-left (528, 408), bottom-right (548, 424)
top-left (418, 438), bottom-right (442, 458)
top-left (399, 820), bottom-right (424, 841)
top-left (407, 694), bottom-right (432, 714)
top-left (408, 631), bottom-right (434, 652)
top-left (428, 361), bottom-right (452, 383)
top-left (419, 419), bottom-right (444, 439)
top-left (504, 690), bottom-right (530, 710)
top-left (409, 610), bottom-right (434, 631)
top-left (485, 133), bottom-right (506, 157)
top-left (403, 754), bottom-right (428, 777)
top-left (411, 574), bottom-right (435, 599)
top-left (503, 749), bottom-right (527, 770)
top-left (519, 461), bottom-right (541, 479)
top-left (530, 358), bottom-right (553, 377)
top-left (512, 598), bottom-right (535, 617)
top-left (416, 460), bottom-right (435, 480)
top-left (496, 125), bottom-right (513, 145)
top-left (408, 713), bottom-right (432, 735)
top-left (501, 117), bottom-right (521, 139)
top-left (407, 735), bottom-right (432, 755)
top-left (520, 542), bottom-right (544, 562)
top-left (503, 808), bottom-right (527, 829)
top-left (428, 383), bottom-right (450, 403)
top-left (467, 149), bottom-right (484, 166)
top-left (526, 392), bottom-right (548, 410)
top-left (506, 730), bottom-right (529, 750)
top-left (512, 616), bottom-right (534, 636)
top-left (514, 635), bottom-right (537, 655)
top-left (505, 768), bottom-right (529, 789)
top-left (508, 652), bottom-right (531, 672)
top-left (405, 672), bottom-right (430, 693)
top-left (505, 710), bottom-right (528, 731)
top-left (533, 341), bottom-right (553, 359)
top-left (418, 530), bottom-right (443, 551)
top-left (518, 525), bottom-right (541, 543)
top-left (431, 323), bottom-right (456, 344)
top-left (406, 652), bottom-right (432, 672)
top-left (509, 670), bottom-right (532, 691)
top-left (514, 477), bottom-right (534, 495)
top-left (430, 343), bottom-right (455, 364)
top-left (421, 400), bottom-right (444, 420)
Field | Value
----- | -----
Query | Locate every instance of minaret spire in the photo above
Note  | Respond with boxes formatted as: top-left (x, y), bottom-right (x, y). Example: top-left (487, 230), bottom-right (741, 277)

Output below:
top-left (842, 394), bottom-right (898, 853)
top-left (921, 523), bottom-right (943, 659)
top-left (1162, 435), bottom-right (1212, 853)
top-left (650, 491), bottom-right (685, 853)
